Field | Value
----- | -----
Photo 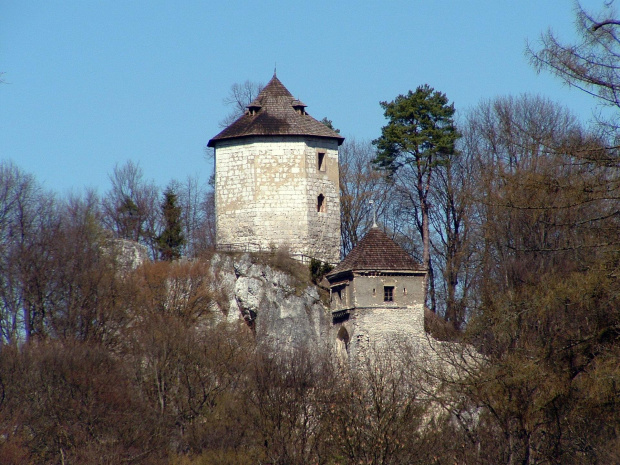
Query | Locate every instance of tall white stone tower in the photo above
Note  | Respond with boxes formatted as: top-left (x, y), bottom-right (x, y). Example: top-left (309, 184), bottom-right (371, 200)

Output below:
top-left (208, 74), bottom-right (344, 264)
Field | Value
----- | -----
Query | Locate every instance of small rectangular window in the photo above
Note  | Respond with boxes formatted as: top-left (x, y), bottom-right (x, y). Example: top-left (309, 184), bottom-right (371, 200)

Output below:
top-left (338, 286), bottom-right (347, 305)
top-left (384, 286), bottom-right (394, 302)
top-left (317, 152), bottom-right (326, 172)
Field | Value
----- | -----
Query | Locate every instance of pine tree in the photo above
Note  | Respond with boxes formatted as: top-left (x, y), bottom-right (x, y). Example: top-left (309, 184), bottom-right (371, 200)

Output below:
top-left (373, 84), bottom-right (460, 311)
top-left (157, 187), bottom-right (184, 260)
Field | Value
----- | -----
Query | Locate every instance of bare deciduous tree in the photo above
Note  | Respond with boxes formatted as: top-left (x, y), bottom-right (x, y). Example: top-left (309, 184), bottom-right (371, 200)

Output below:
top-left (373, 85), bottom-right (461, 312)
top-left (102, 161), bottom-right (159, 254)
top-left (219, 80), bottom-right (264, 128)
top-left (529, 2), bottom-right (620, 135)
top-left (339, 138), bottom-right (391, 257)
top-left (0, 162), bottom-right (38, 344)
top-left (173, 175), bottom-right (216, 257)
top-left (428, 140), bottom-right (478, 329)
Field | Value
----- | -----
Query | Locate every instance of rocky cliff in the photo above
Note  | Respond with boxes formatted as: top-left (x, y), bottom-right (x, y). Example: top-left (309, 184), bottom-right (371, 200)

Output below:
top-left (208, 253), bottom-right (331, 351)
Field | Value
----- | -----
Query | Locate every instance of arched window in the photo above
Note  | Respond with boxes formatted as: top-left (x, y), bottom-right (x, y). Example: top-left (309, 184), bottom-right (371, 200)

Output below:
top-left (337, 326), bottom-right (350, 347)
top-left (336, 326), bottom-right (350, 361)
top-left (317, 194), bottom-right (326, 212)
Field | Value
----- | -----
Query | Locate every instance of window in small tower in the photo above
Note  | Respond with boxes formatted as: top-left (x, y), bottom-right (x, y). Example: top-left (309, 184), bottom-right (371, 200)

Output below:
top-left (384, 286), bottom-right (394, 302)
top-left (332, 284), bottom-right (347, 307)
top-left (317, 152), bottom-right (326, 172)
top-left (317, 194), bottom-right (326, 212)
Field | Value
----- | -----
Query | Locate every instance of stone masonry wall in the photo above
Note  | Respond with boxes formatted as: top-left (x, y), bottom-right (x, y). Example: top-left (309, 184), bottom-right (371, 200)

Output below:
top-left (331, 273), bottom-right (427, 365)
top-left (215, 136), bottom-right (340, 264)
top-left (303, 138), bottom-right (340, 264)
top-left (352, 274), bottom-right (426, 309)
top-left (345, 304), bottom-right (426, 364)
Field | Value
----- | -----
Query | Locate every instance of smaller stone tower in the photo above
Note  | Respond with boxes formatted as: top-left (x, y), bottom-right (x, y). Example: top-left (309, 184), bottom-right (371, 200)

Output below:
top-left (325, 226), bottom-right (427, 363)
top-left (208, 74), bottom-right (344, 264)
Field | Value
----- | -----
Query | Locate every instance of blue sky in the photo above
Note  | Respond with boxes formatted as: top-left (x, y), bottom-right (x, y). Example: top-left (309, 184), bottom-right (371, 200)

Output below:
top-left (0, 1), bottom-right (607, 195)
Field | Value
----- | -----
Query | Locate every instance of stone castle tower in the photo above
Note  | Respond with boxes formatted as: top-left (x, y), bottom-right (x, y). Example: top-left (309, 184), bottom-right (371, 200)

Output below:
top-left (208, 74), bottom-right (344, 264)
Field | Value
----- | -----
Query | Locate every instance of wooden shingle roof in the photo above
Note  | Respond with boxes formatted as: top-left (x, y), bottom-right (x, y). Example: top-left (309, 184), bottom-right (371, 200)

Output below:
top-left (208, 75), bottom-right (344, 147)
top-left (327, 227), bottom-right (425, 279)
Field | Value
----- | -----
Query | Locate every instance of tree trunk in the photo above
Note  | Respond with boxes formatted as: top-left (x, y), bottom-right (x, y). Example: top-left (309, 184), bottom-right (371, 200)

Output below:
top-left (419, 159), bottom-right (432, 311)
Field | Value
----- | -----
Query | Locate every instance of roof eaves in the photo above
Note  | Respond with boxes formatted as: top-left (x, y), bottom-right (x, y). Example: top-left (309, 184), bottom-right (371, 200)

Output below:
top-left (209, 132), bottom-right (344, 147)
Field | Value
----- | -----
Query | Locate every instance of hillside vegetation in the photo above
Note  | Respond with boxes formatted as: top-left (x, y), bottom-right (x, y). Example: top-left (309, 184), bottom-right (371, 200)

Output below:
top-left (1, 4), bottom-right (620, 463)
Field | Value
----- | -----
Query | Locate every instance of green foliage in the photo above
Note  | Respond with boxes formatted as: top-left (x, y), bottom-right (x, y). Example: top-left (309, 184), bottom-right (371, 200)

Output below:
top-left (309, 258), bottom-right (333, 284)
top-left (372, 85), bottom-right (460, 312)
top-left (157, 186), bottom-right (185, 260)
top-left (102, 160), bottom-right (159, 249)
top-left (117, 195), bottom-right (139, 235)
top-left (320, 117), bottom-right (340, 133)
top-left (373, 84), bottom-right (459, 174)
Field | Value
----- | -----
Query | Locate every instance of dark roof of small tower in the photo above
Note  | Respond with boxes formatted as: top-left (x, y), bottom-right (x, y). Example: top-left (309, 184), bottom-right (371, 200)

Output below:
top-left (208, 75), bottom-right (345, 147)
top-left (327, 227), bottom-right (425, 280)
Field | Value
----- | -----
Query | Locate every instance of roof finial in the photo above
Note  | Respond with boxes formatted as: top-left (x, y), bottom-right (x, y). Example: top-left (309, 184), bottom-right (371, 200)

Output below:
top-left (369, 200), bottom-right (378, 228)
top-left (274, 63), bottom-right (277, 77)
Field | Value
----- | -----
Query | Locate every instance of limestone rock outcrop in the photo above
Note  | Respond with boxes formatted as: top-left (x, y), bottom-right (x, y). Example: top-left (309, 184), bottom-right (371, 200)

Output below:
top-left (209, 253), bottom-right (330, 350)
top-left (105, 238), bottom-right (149, 272)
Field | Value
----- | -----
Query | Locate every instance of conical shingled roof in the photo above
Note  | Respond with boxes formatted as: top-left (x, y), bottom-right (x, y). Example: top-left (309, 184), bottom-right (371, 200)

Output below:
top-left (327, 227), bottom-right (424, 279)
top-left (208, 75), bottom-right (344, 147)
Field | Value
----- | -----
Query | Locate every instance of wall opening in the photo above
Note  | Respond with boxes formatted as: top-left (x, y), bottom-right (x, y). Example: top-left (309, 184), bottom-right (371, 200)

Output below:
top-left (336, 326), bottom-right (350, 362)
top-left (317, 194), bottom-right (326, 212)
top-left (317, 152), bottom-right (326, 171)
top-left (337, 326), bottom-right (350, 347)
top-left (384, 285), bottom-right (394, 302)
top-left (332, 284), bottom-right (348, 308)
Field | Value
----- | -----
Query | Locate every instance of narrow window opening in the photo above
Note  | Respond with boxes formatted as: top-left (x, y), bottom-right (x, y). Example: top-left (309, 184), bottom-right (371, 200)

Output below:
top-left (337, 327), bottom-right (350, 349)
top-left (384, 286), bottom-right (394, 302)
top-left (317, 152), bottom-right (326, 171)
top-left (403, 287), bottom-right (407, 295)
top-left (317, 194), bottom-right (326, 212)
top-left (336, 326), bottom-right (350, 361)
top-left (333, 285), bottom-right (347, 306)
top-left (372, 288), bottom-right (376, 297)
